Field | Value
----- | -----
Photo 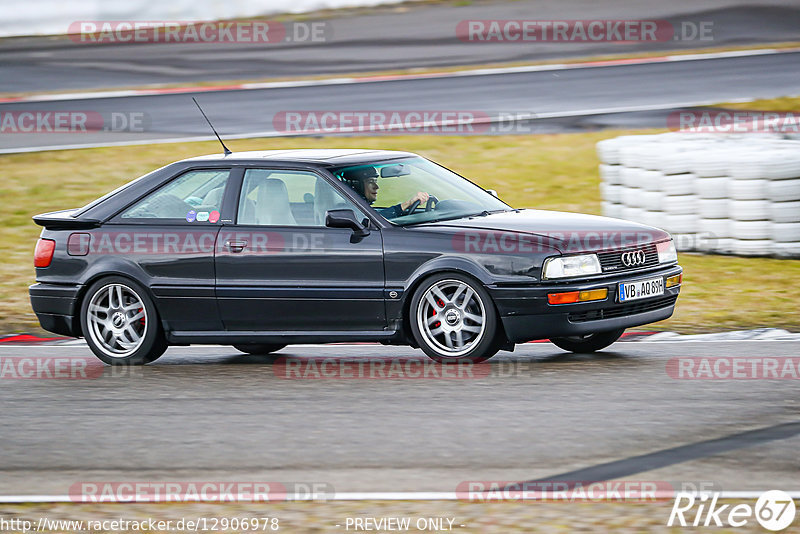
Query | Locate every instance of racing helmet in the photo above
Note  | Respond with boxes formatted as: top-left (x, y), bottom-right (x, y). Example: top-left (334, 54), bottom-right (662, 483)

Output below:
top-left (341, 166), bottom-right (379, 201)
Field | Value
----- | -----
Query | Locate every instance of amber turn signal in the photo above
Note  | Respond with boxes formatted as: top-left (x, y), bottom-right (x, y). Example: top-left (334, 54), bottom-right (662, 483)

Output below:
top-left (548, 288), bottom-right (608, 305)
top-left (666, 274), bottom-right (682, 288)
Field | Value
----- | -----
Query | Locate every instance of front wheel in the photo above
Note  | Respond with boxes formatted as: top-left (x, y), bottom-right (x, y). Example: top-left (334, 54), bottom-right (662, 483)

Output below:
top-left (409, 273), bottom-right (500, 363)
top-left (549, 328), bottom-right (625, 353)
top-left (80, 277), bottom-right (167, 365)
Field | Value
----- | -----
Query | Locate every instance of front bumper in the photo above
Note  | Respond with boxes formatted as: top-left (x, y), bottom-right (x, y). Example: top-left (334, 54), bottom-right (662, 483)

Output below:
top-left (29, 282), bottom-right (82, 337)
top-left (490, 265), bottom-right (682, 343)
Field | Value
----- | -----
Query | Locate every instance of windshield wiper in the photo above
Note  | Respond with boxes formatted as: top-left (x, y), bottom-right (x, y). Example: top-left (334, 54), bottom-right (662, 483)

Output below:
top-left (401, 209), bottom-right (512, 227)
top-left (403, 213), bottom-right (485, 226)
top-left (468, 209), bottom-right (511, 217)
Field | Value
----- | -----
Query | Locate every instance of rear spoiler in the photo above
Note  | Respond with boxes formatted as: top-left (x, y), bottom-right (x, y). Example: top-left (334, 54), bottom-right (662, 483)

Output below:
top-left (33, 209), bottom-right (101, 230)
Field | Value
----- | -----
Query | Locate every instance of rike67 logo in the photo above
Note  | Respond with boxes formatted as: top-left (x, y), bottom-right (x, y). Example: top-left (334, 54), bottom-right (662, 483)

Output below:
top-left (668, 490), bottom-right (796, 531)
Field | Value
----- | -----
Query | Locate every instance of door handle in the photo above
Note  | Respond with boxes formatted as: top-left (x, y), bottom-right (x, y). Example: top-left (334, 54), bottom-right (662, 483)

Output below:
top-left (225, 240), bottom-right (247, 253)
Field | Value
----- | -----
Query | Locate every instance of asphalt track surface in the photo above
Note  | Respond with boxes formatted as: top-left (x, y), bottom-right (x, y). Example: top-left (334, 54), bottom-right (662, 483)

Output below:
top-left (0, 340), bottom-right (797, 496)
top-left (2, 50), bottom-right (800, 152)
top-left (2, 0), bottom-right (800, 93)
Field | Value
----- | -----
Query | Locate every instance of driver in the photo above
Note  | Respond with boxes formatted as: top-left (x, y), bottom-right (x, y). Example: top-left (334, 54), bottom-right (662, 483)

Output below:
top-left (342, 167), bottom-right (429, 218)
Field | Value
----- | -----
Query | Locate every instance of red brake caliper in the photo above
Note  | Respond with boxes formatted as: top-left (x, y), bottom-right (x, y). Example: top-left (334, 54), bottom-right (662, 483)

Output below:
top-left (431, 298), bottom-right (444, 328)
top-left (137, 307), bottom-right (145, 327)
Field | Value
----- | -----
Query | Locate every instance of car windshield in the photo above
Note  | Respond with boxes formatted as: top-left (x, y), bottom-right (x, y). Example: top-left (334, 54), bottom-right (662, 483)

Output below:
top-left (330, 156), bottom-right (511, 226)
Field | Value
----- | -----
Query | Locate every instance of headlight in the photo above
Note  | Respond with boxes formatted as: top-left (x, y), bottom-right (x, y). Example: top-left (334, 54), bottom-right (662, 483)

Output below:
top-left (657, 240), bottom-right (678, 263)
top-left (542, 254), bottom-right (602, 279)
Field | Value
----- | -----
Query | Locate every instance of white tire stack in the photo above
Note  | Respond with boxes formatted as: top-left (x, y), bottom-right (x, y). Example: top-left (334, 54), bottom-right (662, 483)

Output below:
top-left (597, 133), bottom-right (800, 258)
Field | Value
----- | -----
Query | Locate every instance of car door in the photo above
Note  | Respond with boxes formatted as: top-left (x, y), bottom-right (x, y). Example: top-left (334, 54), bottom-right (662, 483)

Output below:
top-left (214, 167), bottom-right (386, 331)
top-left (108, 167), bottom-right (234, 332)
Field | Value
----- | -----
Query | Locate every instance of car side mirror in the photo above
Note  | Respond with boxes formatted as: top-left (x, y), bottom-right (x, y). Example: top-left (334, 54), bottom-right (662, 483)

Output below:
top-left (486, 189), bottom-right (498, 198)
top-left (325, 209), bottom-right (370, 238)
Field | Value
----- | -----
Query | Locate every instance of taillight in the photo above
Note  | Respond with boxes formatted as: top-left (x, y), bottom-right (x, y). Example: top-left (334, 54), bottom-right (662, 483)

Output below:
top-left (34, 239), bottom-right (56, 268)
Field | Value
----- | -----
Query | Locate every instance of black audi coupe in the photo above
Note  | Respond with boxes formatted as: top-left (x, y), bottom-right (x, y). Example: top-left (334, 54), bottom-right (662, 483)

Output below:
top-left (30, 149), bottom-right (682, 364)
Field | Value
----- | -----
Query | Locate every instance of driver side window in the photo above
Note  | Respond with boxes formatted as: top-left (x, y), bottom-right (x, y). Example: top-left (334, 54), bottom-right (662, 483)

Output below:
top-left (237, 169), bottom-right (366, 227)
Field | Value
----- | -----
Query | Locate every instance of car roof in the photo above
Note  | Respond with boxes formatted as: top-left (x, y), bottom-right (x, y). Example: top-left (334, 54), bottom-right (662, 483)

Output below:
top-left (182, 149), bottom-right (417, 166)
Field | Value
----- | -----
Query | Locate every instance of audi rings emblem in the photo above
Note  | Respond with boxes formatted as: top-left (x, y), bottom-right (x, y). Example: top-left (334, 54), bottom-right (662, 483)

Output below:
top-left (620, 250), bottom-right (646, 267)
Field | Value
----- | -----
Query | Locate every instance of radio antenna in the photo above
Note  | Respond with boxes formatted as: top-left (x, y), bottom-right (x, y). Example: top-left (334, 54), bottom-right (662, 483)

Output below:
top-left (192, 97), bottom-right (232, 155)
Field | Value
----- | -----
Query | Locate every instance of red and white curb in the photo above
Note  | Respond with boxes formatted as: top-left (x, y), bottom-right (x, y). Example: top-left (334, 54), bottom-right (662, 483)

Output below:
top-left (1, 46), bottom-right (797, 105)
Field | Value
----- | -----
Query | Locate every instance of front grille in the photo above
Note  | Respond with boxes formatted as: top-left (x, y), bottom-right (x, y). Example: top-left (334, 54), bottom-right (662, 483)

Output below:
top-left (568, 295), bottom-right (677, 323)
top-left (597, 243), bottom-right (659, 273)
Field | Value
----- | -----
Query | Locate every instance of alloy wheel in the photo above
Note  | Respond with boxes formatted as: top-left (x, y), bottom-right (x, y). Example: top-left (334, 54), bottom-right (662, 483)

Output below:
top-left (86, 283), bottom-right (148, 357)
top-left (416, 279), bottom-right (487, 357)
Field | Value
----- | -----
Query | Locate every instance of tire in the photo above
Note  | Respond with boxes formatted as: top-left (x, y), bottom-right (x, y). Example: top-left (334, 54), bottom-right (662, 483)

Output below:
top-left (641, 191), bottom-right (663, 211)
top-left (409, 273), bottom-right (500, 363)
top-left (596, 138), bottom-right (624, 165)
top-left (620, 167), bottom-right (643, 188)
top-left (728, 200), bottom-right (770, 221)
top-left (233, 344), bottom-right (286, 355)
top-left (640, 170), bottom-right (663, 192)
top-left (772, 222), bottom-right (800, 243)
top-left (601, 201), bottom-right (623, 219)
top-left (601, 183), bottom-right (623, 204)
top-left (80, 276), bottom-right (167, 365)
top-left (640, 210), bottom-right (663, 229)
top-left (599, 164), bottom-right (623, 185)
top-left (621, 186), bottom-right (642, 208)
top-left (759, 153), bottom-right (800, 179)
top-left (662, 213), bottom-right (698, 234)
top-left (619, 146), bottom-right (643, 168)
top-left (662, 173), bottom-right (694, 195)
top-left (691, 151), bottom-right (733, 178)
top-left (699, 218), bottom-right (730, 238)
top-left (770, 201), bottom-right (800, 223)
top-left (550, 328), bottom-right (626, 353)
top-left (730, 220), bottom-right (771, 240)
top-left (695, 177), bottom-right (730, 199)
top-left (698, 198), bottom-right (728, 219)
top-left (774, 242), bottom-right (800, 258)
top-left (658, 152), bottom-right (699, 176)
top-left (768, 179), bottom-right (800, 202)
top-left (730, 239), bottom-right (774, 256)
top-left (625, 207), bottom-right (647, 224)
top-left (662, 194), bottom-right (697, 215)
top-left (729, 179), bottom-right (767, 200)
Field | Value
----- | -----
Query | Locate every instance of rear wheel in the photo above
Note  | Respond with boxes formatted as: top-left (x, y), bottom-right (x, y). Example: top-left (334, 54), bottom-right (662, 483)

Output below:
top-left (549, 328), bottom-right (625, 353)
top-left (233, 344), bottom-right (286, 355)
top-left (409, 273), bottom-right (500, 363)
top-left (80, 277), bottom-right (167, 365)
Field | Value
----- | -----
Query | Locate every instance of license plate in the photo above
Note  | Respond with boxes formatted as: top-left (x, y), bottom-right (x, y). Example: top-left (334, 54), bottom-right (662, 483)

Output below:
top-left (618, 277), bottom-right (664, 302)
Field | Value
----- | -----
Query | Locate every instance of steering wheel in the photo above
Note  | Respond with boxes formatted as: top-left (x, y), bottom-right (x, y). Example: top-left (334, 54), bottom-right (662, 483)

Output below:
top-left (425, 195), bottom-right (439, 212)
top-left (402, 199), bottom-right (420, 216)
top-left (402, 195), bottom-right (439, 216)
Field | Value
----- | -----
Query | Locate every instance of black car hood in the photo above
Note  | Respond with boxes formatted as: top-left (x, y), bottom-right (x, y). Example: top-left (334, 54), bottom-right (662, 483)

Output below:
top-left (424, 209), bottom-right (670, 253)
